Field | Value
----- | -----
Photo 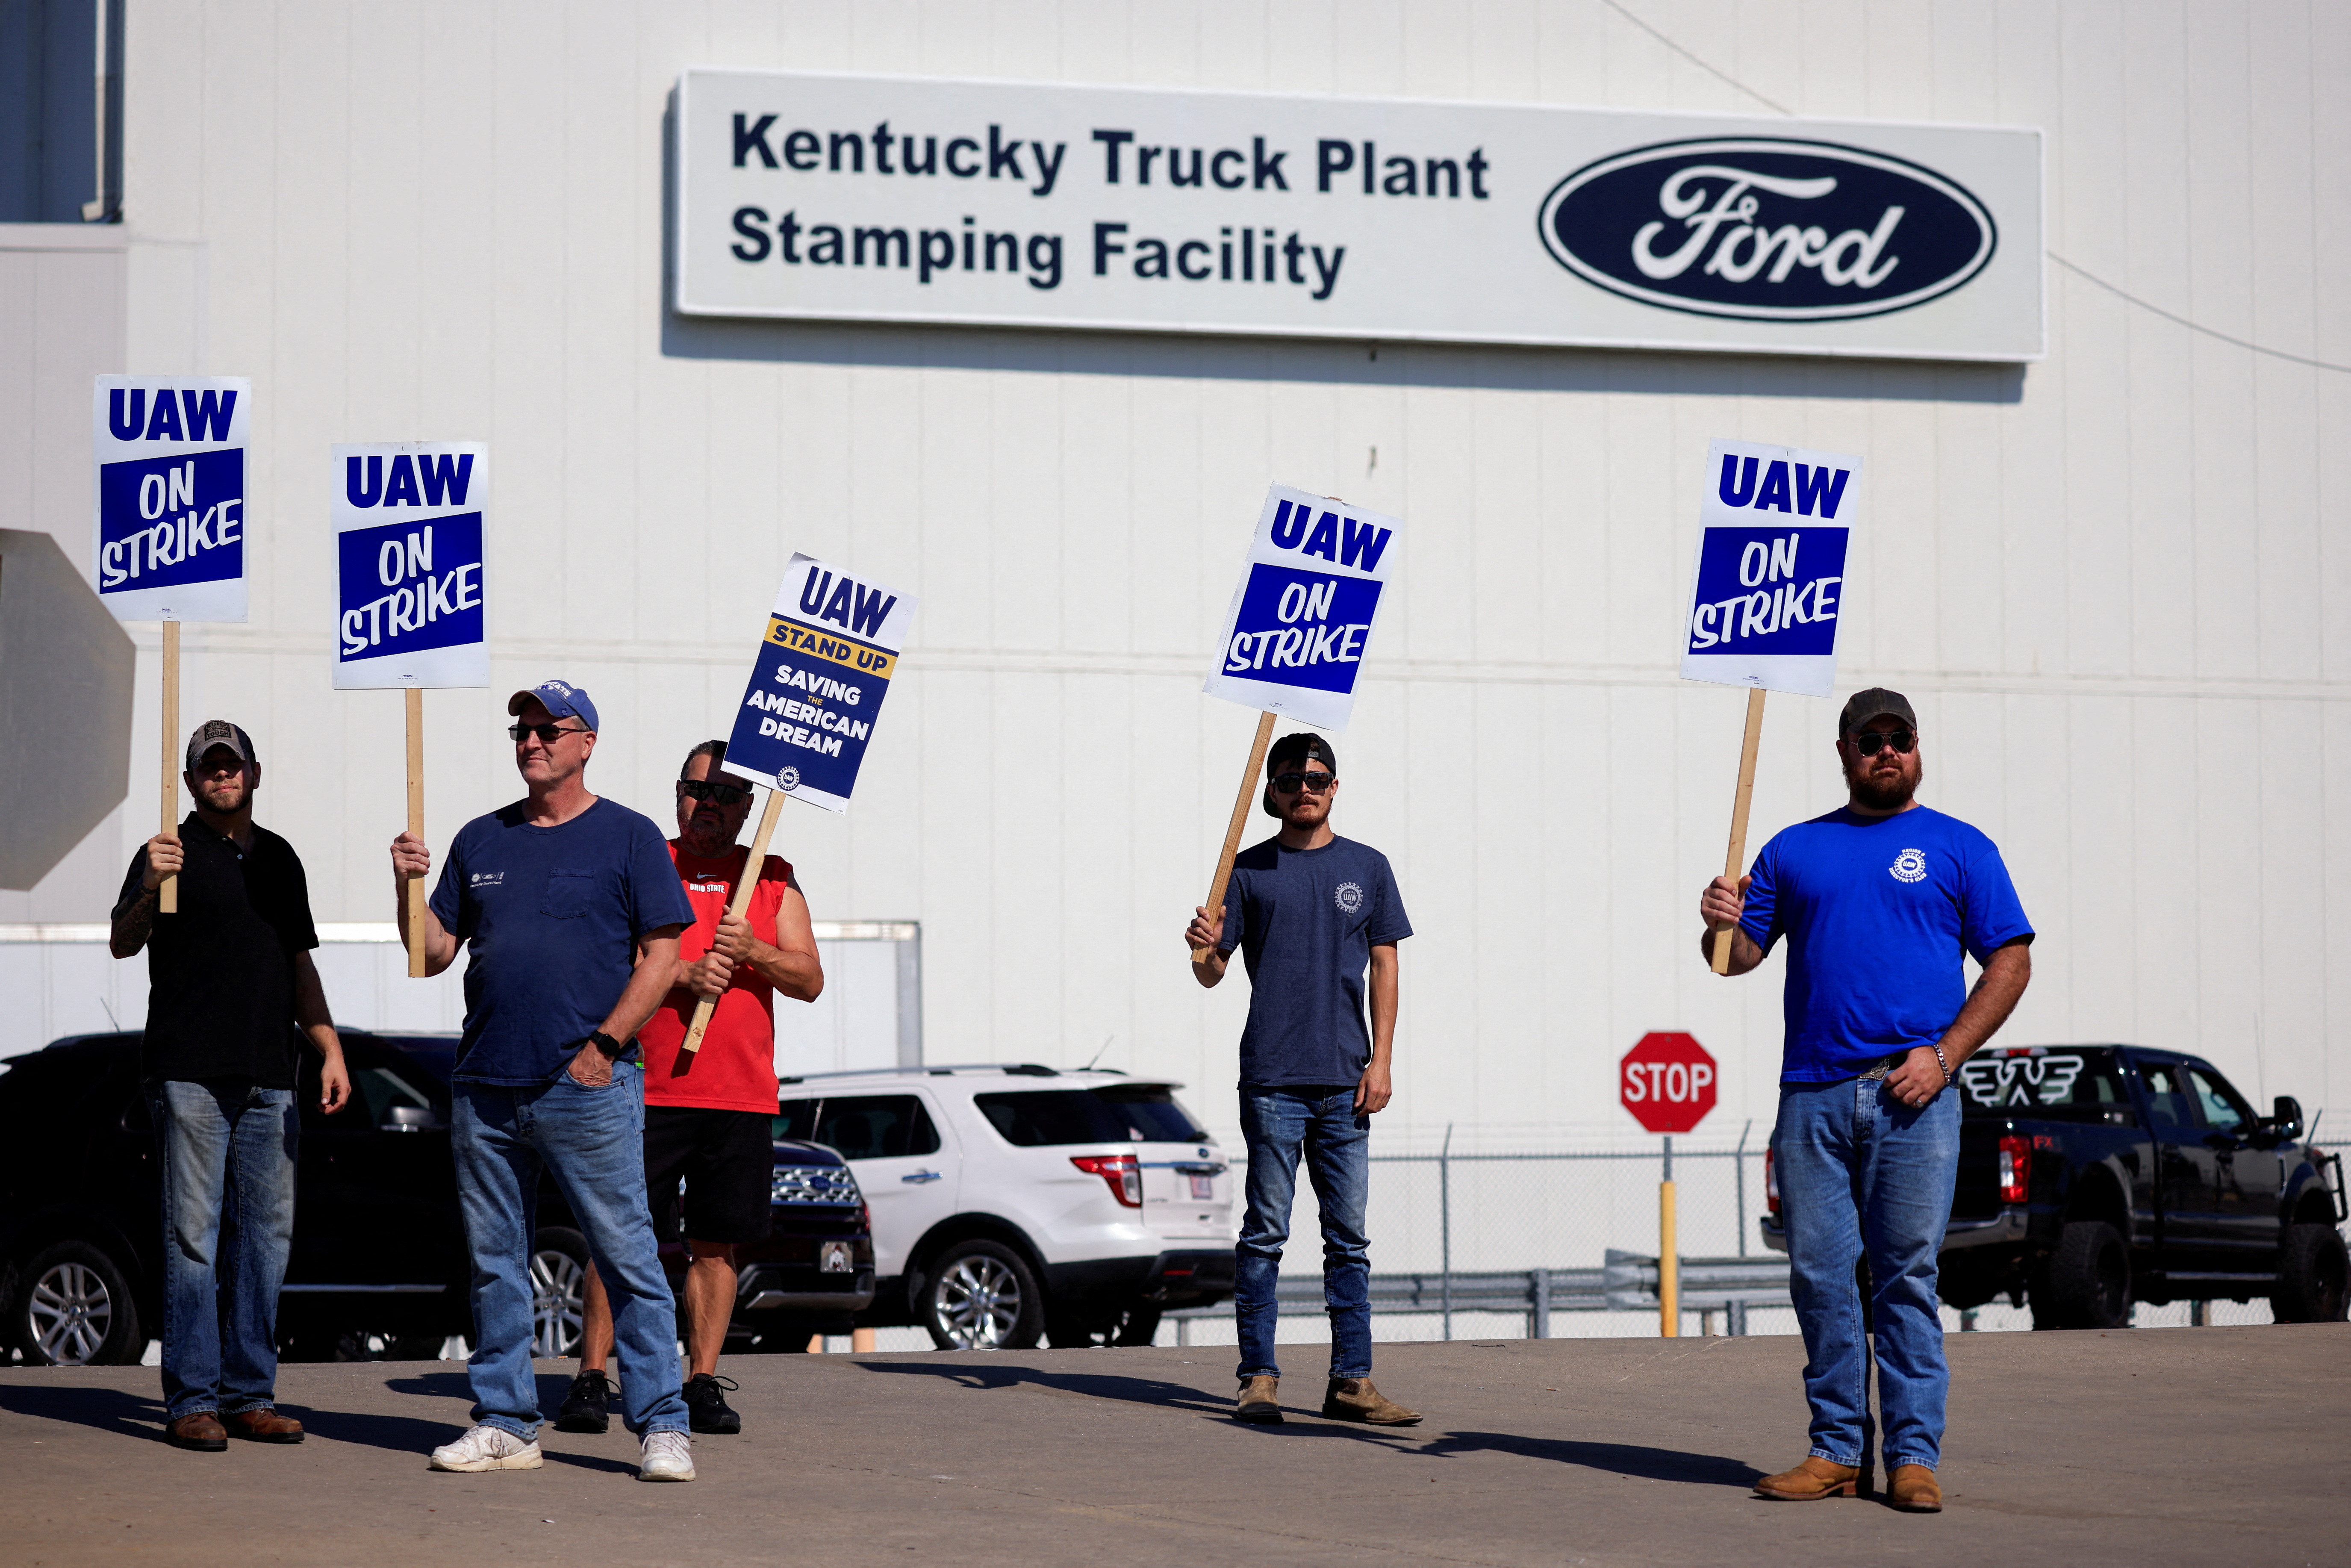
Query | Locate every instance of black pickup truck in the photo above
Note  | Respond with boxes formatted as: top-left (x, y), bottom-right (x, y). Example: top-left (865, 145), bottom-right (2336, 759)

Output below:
top-left (1762, 1044), bottom-right (2348, 1329)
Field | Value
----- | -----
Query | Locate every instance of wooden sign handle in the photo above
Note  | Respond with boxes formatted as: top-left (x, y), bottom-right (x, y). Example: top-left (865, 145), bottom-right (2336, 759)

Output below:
top-left (681, 787), bottom-right (785, 1054)
top-left (1709, 687), bottom-right (1768, 975)
top-left (159, 619), bottom-right (180, 914)
top-left (1191, 710), bottom-right (1278, 964)
top-left (404, 687), bottom-right (427, 977)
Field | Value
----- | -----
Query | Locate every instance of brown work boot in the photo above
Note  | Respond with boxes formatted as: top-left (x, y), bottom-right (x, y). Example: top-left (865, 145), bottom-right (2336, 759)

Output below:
top-left (165, 1412), bottom-right (228, 1452)
top-left (1753, 1456), bottom-right (1862, 1500)
top-left (1234, 1375), bottom-right (1282, 1424)
top-left (1321, 1377), bottom-right (1420, 1426)
top-left (223, 1407), bottom-right (305, 1443)
top-left (1887, 1464), bottom-right (1942, 1512)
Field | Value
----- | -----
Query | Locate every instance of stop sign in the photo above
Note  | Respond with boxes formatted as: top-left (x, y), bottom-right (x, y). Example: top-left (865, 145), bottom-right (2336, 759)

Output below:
top-left (1620, 1032), bottom-right (1718, 1134)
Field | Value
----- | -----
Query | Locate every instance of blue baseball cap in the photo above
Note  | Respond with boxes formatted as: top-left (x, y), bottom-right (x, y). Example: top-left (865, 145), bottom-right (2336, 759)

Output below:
top-left (507, 680), bottom-right (599, 731)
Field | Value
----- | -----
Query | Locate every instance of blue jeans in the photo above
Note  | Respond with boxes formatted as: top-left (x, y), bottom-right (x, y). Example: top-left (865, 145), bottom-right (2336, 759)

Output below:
top-left (452, 1061), bottom-right (685, 1439)
top-left (1773, 1074), bottom-right (1961, 1472)
top-left (150, 1080), bottom-right (298, 1421)
top-left (1234, 1086), bottom-right (1373, 1382)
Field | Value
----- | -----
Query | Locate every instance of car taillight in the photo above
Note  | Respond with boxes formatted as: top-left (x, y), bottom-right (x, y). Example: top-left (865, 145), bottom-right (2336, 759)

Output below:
top-left (1070, 1153), bottom-right (1142, 1208)
top-left (1763, 1148), bottom-right (1782, 1215)
top-left (860, 1203), bottom-right (872, 1234)
top-left (1998, 1135), bottom-right (2031, 1204)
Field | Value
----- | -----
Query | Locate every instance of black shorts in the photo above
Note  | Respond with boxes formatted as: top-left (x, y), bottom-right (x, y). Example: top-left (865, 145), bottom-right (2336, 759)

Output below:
top-left (642, 1106), bottom-right (774, 1245)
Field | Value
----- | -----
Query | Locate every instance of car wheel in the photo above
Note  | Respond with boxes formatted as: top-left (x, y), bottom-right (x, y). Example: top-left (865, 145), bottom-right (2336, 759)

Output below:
top-left (12, 1241), bottom-right (144, 1366)
top-left (921, 1241), bottom-right (1043, 1350)
top-left (2271, 1223), bottom-right (2350, 1323)
top-left (530, 1227), bottom-right (591, 1358)
top-left (2034, 1219), bottom-right (2131, 1330)
top-left (1046, 1301), bottom-right (1163, 1348)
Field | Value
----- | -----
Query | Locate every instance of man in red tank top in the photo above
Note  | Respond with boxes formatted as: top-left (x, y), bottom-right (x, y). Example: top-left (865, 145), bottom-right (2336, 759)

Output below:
top-left (558, 740), bottom-right (823, 1437)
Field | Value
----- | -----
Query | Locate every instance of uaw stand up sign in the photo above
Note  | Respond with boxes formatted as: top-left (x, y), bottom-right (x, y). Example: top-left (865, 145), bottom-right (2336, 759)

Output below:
top-left (93, 376), bottom-right (251, 916)
top-left (1685, 438), bottom-right (1863, 973)
top-left (333, 441), bottom-right (490, 977)
top-left (1189, 483), bottom-right (1401, 963)
top-left (689, 554), bottom-right (917, 1051)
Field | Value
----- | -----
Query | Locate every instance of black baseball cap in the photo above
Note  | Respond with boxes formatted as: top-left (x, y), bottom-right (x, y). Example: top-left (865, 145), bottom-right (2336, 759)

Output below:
top-left (185, 719), bottom-right (256, 773)
top-left (1838, 688), bottom-right (1917, 738)
top-left (1267, 731), bottom-right (1337, 777)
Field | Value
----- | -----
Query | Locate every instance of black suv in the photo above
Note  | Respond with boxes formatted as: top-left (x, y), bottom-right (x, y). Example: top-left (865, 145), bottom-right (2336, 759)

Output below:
top-left (1761, 1044), bottom-right (2347, 1327)
top-left (0, 1031), bottom-right (872, 1365)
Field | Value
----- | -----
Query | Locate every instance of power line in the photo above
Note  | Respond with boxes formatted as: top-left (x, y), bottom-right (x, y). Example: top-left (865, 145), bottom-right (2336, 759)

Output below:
top-left (1596, 0), bottom-right (2350, 374)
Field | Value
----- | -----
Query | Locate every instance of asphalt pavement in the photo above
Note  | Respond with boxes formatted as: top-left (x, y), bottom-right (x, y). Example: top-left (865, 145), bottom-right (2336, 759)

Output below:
top-left (1, 1323), bottom-right (2342, 1567)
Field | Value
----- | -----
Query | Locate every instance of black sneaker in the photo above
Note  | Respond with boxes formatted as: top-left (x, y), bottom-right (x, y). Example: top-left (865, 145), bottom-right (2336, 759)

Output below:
top-left (682, 1373), bottom-right (742, 1435)
top-left (554, 1369), bottom-right (613, 1434)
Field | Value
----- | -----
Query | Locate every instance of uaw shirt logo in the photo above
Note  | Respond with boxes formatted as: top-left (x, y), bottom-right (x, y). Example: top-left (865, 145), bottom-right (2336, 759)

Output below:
top-left (1959, 1053), bottom-right (2085, 1109)
top-left (469, 871), bottom-right (504, 889)
top-left (1333, 881), bottom-right (1366, 915)
top-left (1889, 848), bottom-right (1928, 884)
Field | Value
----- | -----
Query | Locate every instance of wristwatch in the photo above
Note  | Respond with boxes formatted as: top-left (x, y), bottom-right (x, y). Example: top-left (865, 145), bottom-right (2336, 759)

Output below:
top-left (587, 1030), bottom-right (624, 1058)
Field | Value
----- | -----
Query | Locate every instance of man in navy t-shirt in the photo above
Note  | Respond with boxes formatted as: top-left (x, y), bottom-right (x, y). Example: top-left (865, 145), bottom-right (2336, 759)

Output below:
top-left (1699, 688), bottom-right (2033, 1514)
top-left (389, 680), bottom-right (701, 1483)
top-left (1184, 732), bottom-right (1419, 1429)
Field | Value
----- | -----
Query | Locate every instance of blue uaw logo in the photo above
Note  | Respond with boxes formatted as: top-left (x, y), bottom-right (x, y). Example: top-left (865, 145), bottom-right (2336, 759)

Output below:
top-left (1538, 138), bottom-right (1997, 322)
top-left (1333, 881), bottom-right (1366, 915)
top-left (777, 766), bottom-right (801, 790)
top-left (1889, 848), bottom-right (1928, 884)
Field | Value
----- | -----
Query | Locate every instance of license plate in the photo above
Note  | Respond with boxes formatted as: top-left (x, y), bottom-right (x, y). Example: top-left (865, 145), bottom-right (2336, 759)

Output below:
top-left (1188, 1175), bottom-right (1214, 1201)
top-left (820, 1241), bottom-right (853, 1274)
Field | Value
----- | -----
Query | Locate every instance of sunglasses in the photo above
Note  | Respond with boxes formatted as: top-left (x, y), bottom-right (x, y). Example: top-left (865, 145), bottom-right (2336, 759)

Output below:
top-left (1271, 771), bottom-right (1336, 793)
top-left (1851, 729), bottom-right (1917, 756)
top-left (508, 722), bottom-right (590, 744)
top-left (679, 778), bottom-right (753, 807)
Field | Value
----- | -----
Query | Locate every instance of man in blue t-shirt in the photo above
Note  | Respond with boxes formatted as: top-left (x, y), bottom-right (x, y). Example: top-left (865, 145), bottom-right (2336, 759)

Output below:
top-left (1699, 688), bottom-right (2033, 1514)
top-left (389, 680), bottom-right (701, 1483)
top-left (1184, 732), bottom-right (1418, 1429)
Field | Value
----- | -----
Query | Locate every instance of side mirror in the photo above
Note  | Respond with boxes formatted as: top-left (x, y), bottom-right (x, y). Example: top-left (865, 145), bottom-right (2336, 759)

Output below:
top-left (2264, 1095), bottom-right (2304, 1142)
top-left (380, 1103), bottom-right (447, 1133)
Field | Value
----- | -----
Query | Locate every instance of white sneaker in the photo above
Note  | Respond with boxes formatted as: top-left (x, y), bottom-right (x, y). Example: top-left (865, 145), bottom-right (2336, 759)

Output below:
top-left (639, 1429), bottom-right (695, 1482)
top-left (428, 1423), bottom-right (544, 1472)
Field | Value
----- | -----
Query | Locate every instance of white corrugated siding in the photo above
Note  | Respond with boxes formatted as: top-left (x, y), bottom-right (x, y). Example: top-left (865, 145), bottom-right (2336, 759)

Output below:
top-left (2, 1), bottom-right (2344, 1146)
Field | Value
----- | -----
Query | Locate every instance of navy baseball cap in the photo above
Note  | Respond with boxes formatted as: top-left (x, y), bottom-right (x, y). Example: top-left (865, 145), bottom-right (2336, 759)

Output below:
top-left (507, 680), bottom-right (599, 731)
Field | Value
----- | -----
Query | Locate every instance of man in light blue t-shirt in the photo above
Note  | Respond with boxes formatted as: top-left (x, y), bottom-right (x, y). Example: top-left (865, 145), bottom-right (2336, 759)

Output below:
top-left (1699, 688), bottom-right (2033, 1515)
top-left (1184, 731), bottom-right (1418, 1430)
top-left (389, 680), bottom-right (698, 1483)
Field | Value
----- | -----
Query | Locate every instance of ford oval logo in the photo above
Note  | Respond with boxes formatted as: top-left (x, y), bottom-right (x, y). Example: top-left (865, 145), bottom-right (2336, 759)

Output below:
top-left (1539, 138), bottom-right (1997, 321)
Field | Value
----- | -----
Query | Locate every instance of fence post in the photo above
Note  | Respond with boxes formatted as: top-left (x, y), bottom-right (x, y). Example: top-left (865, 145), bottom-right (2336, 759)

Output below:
top-left (1439, 1123), bottom-right (1455, 1341)
top-left (1531, 1268), bottom-right (1550, 1340)
top-left (1734, 1117), bottom-right (1753, 1258)
top-left (1727, 1300), bottom-right (1747, 1337)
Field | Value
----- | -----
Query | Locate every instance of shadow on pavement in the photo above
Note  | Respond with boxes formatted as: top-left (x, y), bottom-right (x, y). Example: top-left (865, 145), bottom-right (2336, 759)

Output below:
top-left (850, 1357), bottom-right (1230, 1415)
top-left (1412, 1429), bottom-right (1762, 1488)
top-left (0, 1380), bottom-right (166, 1440)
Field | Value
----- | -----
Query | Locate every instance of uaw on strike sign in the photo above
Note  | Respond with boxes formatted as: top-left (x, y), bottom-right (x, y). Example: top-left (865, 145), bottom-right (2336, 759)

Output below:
top-left (332, 443), bottom-right (489, 688)
top-left (93, 378), bottom-right (250, 622)
top-left (1680, 439), bottom-right (1862, 699)
top-left (722, 553), bottom-right (915, 812)
top-left (1203, 484), bottom-right (1399, 730)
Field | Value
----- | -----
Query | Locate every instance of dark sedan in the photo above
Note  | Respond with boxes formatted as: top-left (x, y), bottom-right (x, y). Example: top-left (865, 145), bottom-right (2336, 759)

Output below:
top-left (0, 1031), bottom-right (872, 1365)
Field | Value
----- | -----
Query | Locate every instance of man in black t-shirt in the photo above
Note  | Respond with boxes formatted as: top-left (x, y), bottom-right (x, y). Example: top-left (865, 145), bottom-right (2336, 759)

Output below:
top-left (1184, 732), bottom-right (1417, 1429)
top-left (110, 720), bottom-right (349, 1453)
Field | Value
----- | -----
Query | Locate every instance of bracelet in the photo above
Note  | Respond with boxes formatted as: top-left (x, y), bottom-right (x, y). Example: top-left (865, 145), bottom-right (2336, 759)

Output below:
top-left (1930, 1043), bottom-right (1952, 1084)
top-left (588, 1030), bottom-right (623, 1058)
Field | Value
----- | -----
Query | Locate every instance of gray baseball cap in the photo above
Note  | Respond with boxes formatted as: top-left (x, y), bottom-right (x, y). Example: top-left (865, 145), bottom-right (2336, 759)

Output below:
top-left (185, 719), bottom-right (257, 772)
top-left (1837, 688), bottom-right (1917, 738)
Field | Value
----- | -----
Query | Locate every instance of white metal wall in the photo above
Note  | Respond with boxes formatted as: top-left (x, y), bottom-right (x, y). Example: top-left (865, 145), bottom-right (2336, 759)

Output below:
top-left (3, 2), bottom-right (2345, 1151)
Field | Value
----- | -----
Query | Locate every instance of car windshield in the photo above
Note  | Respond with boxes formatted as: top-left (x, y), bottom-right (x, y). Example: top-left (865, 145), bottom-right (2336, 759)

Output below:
top-left (975, 1085), bottom-right (1209, 1147)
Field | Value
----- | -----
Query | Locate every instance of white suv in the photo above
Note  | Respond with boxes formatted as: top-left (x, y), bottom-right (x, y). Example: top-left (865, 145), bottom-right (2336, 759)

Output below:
top-left (776, 1064), bottom-right (1236, 1349)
